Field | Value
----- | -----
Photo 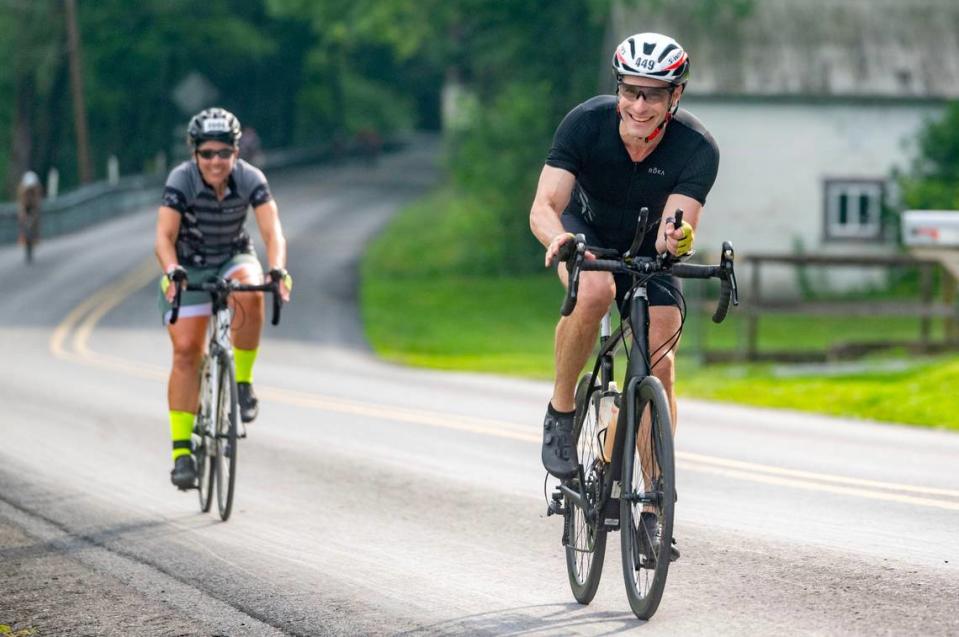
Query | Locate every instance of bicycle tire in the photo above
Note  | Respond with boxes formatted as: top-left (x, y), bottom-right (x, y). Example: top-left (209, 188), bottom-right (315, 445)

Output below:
top-left (215, 353), bottom-right (239, 521)
top-left (620, 375), bottom-right (675, 620)
top-left (195, 356), bottom-right (215, 513)
top-left (564, 374), bottom-right (609, 604)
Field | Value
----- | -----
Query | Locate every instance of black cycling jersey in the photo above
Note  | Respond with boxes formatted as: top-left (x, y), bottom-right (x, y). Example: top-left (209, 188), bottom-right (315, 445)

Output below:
top-left (161, 159), bottom-right (273, 268)
top-left (546, 95), bottom-right (719, 256)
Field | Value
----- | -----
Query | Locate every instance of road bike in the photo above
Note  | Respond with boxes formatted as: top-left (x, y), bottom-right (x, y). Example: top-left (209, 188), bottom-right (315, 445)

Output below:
top-left (170, 275), bottom-right (282, 521)
top-left (547, 208), bottom-right (738, 619)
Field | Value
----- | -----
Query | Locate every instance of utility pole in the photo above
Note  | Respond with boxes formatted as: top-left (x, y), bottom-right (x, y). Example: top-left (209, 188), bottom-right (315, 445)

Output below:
top-left (64, 0), bottom-right (92, 183)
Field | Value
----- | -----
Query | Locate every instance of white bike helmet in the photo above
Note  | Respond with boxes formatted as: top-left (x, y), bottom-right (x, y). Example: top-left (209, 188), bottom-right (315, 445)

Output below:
top-left (20, 171), bottom-right (40, 188)
top-left (612, 32), bottom-right (690, 85)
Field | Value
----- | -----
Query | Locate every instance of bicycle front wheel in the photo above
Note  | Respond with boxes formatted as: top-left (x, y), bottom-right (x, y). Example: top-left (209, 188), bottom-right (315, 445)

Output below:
top-left (620, 376), bottom-right (675, 620)
top-left (214, 353), bottom-right (239, 521)
top-left (195, 356), bottom-right (215, 513)
top-left (564, 375), bottom-right (608, 604)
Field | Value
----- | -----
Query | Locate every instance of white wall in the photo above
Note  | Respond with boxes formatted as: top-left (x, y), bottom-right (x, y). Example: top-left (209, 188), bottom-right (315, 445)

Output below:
top-left (681, 98), bottom-right (945, 296)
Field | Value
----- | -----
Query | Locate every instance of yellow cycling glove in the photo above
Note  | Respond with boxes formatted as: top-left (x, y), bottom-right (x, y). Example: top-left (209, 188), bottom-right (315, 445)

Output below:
top-left (674, 221), bottom-right (694, 256)
top-left (269, 267), bottom-right (293, 293)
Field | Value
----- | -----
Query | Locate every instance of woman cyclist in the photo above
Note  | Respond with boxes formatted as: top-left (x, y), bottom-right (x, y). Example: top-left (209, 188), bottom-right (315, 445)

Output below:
top-left (155, 107), bottom-right (292, 489)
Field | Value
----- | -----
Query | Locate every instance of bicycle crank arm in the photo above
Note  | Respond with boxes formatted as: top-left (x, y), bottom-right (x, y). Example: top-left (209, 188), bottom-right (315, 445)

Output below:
top-left (559, 484), bottom-right (599, 523)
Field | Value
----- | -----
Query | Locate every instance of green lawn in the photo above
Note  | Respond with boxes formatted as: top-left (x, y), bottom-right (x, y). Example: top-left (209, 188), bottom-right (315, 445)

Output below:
top-left (361, 191), bottom-right (959, 431)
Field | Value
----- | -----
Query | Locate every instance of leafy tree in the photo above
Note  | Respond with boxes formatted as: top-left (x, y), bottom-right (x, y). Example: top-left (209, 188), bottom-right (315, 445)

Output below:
top-left (901, 101), bottom-right (959, 210)
top-left (0, 0), bottom-right (65, 197)
top-left (2, 0), bottom-right (315, 193)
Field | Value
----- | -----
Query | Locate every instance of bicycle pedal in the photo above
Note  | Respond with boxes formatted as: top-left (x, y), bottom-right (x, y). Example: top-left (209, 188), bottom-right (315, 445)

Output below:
top-left (547, 489), bottom-right (567, 516)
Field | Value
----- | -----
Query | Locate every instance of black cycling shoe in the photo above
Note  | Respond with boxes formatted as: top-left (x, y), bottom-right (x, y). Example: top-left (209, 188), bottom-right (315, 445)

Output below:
top-left (638, 511), bottom-right (680, 568)
top-left (170, 455), bottom-right (196, 490)
top-left (237, 382), bottom-right (259, 423)
top-left (541, 405), bottom-right (578, 479)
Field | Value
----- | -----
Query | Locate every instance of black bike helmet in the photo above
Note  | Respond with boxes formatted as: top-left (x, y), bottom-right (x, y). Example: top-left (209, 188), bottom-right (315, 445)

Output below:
top-left (187, 107), bottom-right (242, 147)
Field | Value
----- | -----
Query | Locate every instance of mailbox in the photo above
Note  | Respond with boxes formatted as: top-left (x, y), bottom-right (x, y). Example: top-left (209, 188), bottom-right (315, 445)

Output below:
top-left (902, 210), bottom-right (959, 247)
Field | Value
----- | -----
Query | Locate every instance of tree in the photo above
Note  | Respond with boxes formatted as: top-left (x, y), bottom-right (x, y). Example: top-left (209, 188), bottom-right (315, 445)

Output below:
top-left (0, 0), bottom-right (64, 197)
top-left (901, 101), bottom-right (959, 210)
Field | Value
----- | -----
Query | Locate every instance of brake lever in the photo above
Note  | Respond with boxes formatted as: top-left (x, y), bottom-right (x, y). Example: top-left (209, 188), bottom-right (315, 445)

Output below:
top-left (624, 207), bottom-right (649, 258)
top-left (560, 234), bottom-right (587, 316)
top-left (720, 240), bottom-right (739, 306)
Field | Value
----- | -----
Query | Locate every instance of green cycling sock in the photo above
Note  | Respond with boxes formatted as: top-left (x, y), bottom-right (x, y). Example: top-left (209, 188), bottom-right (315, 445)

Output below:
top-left (234, 347), bottom-right (258, 384)
top-left (169, 410), bottom-right (194, 460)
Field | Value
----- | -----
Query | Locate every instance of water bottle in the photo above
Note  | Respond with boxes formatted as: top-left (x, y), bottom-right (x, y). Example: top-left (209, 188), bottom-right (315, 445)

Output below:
top-left (599, 382), bottom-right (619, 463)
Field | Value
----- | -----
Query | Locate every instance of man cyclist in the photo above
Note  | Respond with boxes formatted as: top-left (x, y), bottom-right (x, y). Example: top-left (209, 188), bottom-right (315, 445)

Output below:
top-left (530, 33), bottom-right (719, 543)
top-left (155, 107), bottom-right (292, 489)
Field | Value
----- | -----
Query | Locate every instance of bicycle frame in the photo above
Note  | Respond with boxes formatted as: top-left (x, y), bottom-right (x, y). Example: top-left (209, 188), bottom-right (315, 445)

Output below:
top-left (198, 303), bottom-right (234, 423)
top-left (558, 278), bottom-right (656, 530)
top-left (169, 274), bottom-right (282, 519)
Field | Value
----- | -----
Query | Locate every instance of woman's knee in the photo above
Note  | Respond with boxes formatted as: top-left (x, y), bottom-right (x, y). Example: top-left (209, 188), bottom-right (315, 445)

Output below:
top-left (170, 337), bottom-right (204, 371)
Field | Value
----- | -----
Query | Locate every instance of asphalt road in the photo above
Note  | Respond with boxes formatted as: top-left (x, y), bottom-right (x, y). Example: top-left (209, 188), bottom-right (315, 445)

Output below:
top-left (1, 140), bottom-right (958, 636)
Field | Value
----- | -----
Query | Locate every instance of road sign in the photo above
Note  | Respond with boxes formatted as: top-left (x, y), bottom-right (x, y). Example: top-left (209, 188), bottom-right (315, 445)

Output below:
top-left (172, 72), bottom-right (219, 115)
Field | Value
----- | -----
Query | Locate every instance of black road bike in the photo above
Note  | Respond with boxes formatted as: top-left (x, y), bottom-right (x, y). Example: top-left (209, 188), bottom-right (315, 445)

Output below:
top-left (170, 276), bottom-right (282, 521)
top-left (546, 208), bottom-right (738, 619)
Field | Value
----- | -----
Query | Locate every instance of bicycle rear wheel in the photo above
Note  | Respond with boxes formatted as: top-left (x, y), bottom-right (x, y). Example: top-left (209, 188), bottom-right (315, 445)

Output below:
top-left (214, 353), bottom-right (239, 521)
top-left (195, 356), bottom-right (215, 513)
top-left (564, 375), bottom-right (609, 604)
top-left (620, 376), bottom-right (675, 620)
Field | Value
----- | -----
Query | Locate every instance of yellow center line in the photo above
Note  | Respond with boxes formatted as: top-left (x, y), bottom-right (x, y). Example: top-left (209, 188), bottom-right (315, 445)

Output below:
top-left (678, 451), bottom-right (959, 499)
top-left (49, 265), bottom-right (959, 512)
top-left (259, 385), bottom-right (539, 443)
top-left (680, 462), bottom-right (959, 512)
top-left (73, 259), bottom-right (158, 356)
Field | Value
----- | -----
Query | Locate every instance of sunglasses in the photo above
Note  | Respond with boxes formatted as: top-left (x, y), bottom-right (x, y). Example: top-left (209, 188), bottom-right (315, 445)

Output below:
top-left (196, 148), bottom-right (235, 160)
top-left (617, 83), bottom-right (673, 105)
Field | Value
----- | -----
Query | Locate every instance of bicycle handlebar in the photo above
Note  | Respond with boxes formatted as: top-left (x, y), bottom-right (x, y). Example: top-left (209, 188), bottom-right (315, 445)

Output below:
top-left (558, 235), bottom-right (739, 323)
top-left (169, 277), bottom-right (283, 326)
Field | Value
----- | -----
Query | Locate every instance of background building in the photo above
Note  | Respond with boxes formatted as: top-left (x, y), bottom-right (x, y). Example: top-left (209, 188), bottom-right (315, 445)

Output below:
top-left (611, 0), bottom-right (959, 295)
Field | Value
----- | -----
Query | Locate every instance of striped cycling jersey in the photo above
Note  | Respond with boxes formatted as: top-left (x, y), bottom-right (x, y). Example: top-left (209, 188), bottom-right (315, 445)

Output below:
top-left (161, 159), bottom-right (272, 267)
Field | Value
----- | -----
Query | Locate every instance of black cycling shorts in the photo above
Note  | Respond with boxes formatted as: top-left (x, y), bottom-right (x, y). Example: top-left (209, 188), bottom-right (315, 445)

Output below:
top-left (561, 212), bottom-right (682, 312)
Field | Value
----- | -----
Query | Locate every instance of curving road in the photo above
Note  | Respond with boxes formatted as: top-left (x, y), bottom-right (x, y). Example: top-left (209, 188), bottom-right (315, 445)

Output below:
top-left (1, 139), bottom-right (958, 636)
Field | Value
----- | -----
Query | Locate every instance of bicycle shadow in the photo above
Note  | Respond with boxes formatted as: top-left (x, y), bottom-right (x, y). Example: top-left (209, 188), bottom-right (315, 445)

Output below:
top-left (395, 602), bottom-right (644, 636)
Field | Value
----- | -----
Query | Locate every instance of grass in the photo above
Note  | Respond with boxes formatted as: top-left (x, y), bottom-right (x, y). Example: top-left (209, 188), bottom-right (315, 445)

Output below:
top-left (361, 190), bottom-right (959, 431)
top-left (362, 273), bottom-right (557, 377)
top-left (680, 358), bottom-right (958, 429)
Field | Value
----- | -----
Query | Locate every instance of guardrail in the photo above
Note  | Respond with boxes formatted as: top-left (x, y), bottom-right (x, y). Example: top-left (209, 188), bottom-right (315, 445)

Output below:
top-left (0, 136), bottom-right (405, 245)
top-left (0, 173), bottom-right (163, 244)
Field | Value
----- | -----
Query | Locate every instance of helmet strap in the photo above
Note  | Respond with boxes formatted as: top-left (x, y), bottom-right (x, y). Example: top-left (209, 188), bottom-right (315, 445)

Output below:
top-left (642, 91), bottom-right (682, 144)
top-left (642, 112), bottom-right (671, 144)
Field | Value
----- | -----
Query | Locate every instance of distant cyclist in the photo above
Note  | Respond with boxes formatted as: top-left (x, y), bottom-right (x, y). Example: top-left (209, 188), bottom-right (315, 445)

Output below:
top-left (17, 171), bottom-right (43, 263)
top-left (530, 33), bottom-right (719, 496)
top-left (155, 107), bottom-right (292, 489)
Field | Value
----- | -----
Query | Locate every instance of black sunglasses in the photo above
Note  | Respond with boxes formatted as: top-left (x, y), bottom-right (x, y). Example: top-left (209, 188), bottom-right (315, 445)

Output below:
top-left (617, 83), bottom-right (673, 105)
top-left (196, 148), bottom-right (235, 160)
